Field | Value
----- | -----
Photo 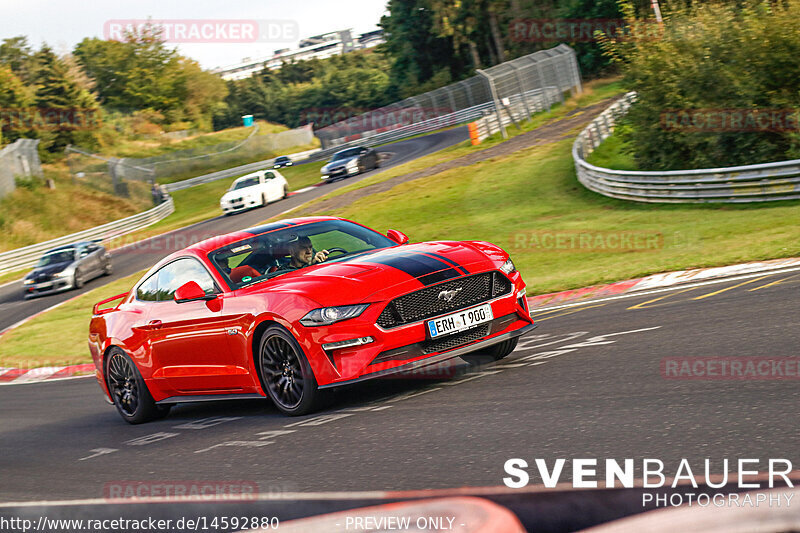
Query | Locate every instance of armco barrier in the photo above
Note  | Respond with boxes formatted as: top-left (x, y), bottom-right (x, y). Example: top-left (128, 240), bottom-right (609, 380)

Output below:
top-left (574, 93), bottom-right (800, 203)
top-left (163, 148), bottom-right (320, 192)
top-left (0, 197), bottom-right (175, 275)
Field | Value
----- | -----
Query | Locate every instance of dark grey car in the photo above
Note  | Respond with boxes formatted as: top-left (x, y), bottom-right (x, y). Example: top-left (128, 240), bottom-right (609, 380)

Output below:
top-left (320, 146), bottom-right (380, 182)
top-left (22, 241), bottom-right (112, 299)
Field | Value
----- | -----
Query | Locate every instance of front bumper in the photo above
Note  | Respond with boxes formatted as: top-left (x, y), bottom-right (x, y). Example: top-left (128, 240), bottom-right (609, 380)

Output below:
top-left (318, 322), bottom-right (536, 388)
top-left (300, 272), bottom-right (533, 388)
top-left (24, 278), bottom-right (73, 298)
top-left (221, 197), bottom-right (260, 213)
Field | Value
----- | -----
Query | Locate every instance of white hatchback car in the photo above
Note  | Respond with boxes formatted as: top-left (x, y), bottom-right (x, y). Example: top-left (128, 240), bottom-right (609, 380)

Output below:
top-left (220, 170), bottom-right (289, 215)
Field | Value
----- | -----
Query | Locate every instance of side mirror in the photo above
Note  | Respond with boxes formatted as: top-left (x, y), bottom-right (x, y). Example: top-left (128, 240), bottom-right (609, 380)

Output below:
top-left (386, 229), bottom-right (409, 245)
top-left (174, 281), bottom-right (216, 303)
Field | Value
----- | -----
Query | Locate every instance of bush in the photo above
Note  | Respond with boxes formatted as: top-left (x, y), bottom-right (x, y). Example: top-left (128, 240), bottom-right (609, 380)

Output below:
top-left (602, 0), bottom-right (800, 170)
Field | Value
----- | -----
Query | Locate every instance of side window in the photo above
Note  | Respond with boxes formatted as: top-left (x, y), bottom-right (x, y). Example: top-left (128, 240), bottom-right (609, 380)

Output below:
top-left (136, 273), bottom-right (159, 301)
top-left (264, 171), bottom-right (275, 180)
top-left (156, 258), bottom-right (217, 301)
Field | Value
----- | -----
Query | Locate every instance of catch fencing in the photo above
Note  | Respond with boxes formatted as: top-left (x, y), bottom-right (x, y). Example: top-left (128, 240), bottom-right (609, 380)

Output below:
top-left (0, 139), bottom-right (43, 199)
top-left (65, 123), bottom-right (316, 196)
top-left (574, 93), bottom-right (800, 203)
top-left (315, 44), bottom-right (582, 150)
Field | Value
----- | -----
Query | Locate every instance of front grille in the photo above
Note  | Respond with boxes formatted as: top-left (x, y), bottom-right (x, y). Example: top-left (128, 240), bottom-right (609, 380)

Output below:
top-left (377, 271), bottom-right (512, 329)
top-left (421, 325), bottom-right (489, 354)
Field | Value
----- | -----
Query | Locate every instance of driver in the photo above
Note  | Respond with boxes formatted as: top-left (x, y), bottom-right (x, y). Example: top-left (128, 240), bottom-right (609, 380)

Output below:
top-left (287, 236), bottom-right (328, 269)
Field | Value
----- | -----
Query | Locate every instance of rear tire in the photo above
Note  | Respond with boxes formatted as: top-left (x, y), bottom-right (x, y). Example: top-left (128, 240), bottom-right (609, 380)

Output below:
top-left (105, 347), bottom-right (170, 424)
top-left (461, 337), bottom-right (519, 366)
top-left (283, 185), bottom-right (289, 199)
top-left (262, 193), bottom-right (268, 207)
top-left (103, 260), bottom-right (113, 276)
top-left (257, 325), bottom-right (328, 416)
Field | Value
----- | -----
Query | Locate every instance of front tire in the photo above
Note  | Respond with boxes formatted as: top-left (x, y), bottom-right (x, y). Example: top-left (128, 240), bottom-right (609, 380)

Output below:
top-left (461, 337), bottom-right (519, 366)
top-left (257, 325), bottom-right (327, 416)
top-left (105, 347), bottom-right (170, 424)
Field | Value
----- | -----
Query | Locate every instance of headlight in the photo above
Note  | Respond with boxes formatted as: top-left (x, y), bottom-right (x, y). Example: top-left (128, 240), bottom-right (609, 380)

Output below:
top-left (500, 258), bottom-right (516, 275)
top-left (23, 279), bottom-right (34, 285)
top-left (53, 271), bottom-right (71, 279)
top-left (300, 304), bottom-right (370, 326)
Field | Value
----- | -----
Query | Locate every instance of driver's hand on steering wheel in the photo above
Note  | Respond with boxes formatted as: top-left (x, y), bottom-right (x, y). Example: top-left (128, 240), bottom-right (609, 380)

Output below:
top-left (312, 250), bottom-right (329, 264)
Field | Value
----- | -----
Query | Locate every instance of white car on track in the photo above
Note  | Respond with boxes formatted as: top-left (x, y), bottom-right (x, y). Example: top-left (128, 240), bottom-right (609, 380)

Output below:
top-left (220, 170), bottom-right (289, 215)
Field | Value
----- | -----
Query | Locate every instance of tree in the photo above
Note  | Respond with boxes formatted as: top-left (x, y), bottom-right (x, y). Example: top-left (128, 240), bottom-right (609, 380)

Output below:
top-left (0, 36), bottom-right (35, 82)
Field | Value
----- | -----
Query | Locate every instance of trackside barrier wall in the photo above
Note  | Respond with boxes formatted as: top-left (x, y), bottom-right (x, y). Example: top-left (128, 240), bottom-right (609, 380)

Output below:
top-left (0, 197), bottom-right (175, 275)
top-left (574, 93), bottom-right (800, 203)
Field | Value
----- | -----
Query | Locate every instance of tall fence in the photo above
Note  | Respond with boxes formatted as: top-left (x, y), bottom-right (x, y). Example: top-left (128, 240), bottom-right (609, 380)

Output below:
top-left (0, 139), bottom-right (43, 200)
top-left (315, 44), bottom-right (582, 149)
top-left (65, 124), bottom-right (316, 196)
top-left (574, 93), bottom-right (800, 203)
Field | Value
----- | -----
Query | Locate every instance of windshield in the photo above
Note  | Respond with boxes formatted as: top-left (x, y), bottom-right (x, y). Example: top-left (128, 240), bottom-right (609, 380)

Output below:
top-left (231, 176), bottom-right (260, 190)
top-left (331, 148), bottom-right (361, 161)
top-left (36, 249), bottom-right (75, 267)
top-left (209, 220), bottom-right (397, 289)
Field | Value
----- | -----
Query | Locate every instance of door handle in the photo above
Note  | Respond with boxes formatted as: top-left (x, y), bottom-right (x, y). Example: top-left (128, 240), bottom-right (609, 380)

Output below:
top-left (145, 319), bottom-right (162, 329)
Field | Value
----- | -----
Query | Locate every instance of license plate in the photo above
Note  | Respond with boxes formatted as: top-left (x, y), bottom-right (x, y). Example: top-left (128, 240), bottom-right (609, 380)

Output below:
top-left (427, 304), bottom-right (493, 338)
top-left (36, 282), bottom-right (52, 289)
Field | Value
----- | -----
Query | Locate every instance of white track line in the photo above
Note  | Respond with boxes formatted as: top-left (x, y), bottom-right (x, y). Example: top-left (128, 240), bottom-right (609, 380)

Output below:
top-left (531, 265), bottom-right (800, 313)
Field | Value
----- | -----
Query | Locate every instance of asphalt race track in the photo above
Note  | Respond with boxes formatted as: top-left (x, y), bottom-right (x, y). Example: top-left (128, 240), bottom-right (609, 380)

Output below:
top-left (0, 125), bottom-right (468, 333)
top-left (1, 269), bottom-right (797, 502)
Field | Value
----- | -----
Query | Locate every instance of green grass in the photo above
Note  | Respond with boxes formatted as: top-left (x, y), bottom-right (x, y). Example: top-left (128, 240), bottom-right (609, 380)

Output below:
top-left (275, 79), bottom-right (627, 214)
top-left (585, 126), bottom-right (639, 170)
top-left (0, 270), bottom-right (146, 368)
top-left (312, 137), bottom-right (800, 295)
top-left (107, 120), bottom-right (290, 159)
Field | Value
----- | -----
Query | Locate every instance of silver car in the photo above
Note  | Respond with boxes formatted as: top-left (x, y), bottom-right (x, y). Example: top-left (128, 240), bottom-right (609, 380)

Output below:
top-left (23, 241), bottom-right (112, 298)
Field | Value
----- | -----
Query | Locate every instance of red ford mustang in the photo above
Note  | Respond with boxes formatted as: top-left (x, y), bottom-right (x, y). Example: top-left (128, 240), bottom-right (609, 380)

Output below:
top-left (89, 217), bottom-right (536, 423)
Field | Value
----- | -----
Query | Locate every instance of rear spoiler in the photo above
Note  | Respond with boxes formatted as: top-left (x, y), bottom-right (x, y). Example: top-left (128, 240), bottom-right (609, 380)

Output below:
top-left (93, 292), bottom-right (128, 315)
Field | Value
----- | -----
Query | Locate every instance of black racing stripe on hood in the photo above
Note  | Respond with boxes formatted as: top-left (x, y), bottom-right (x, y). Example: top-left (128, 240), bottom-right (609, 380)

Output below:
top-left (356, 252), bottom-right (461, 286)
top-left (418, 251), bottom-right (470, 275)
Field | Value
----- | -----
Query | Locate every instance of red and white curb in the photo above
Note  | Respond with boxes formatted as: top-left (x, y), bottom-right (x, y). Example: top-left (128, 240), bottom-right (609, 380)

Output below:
top-left (0, 363), bottom-right (95, 385)
top-left (2, 256), bottom-right (799, 385)
top-left (528, 256), bottom-right (800, 311)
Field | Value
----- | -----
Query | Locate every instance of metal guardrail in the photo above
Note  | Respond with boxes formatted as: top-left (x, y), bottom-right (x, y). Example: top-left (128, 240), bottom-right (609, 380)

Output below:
top-left (0, 197), bottom-right (175, 275)
top-left (163, 148), bottom-right (321, 192)
top-left (574, 93), bottom-right (800, 203)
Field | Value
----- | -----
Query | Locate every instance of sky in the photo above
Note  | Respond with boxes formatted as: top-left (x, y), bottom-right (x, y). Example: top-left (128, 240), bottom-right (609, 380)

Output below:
top-left (0, 0), bottom-right (389, 70)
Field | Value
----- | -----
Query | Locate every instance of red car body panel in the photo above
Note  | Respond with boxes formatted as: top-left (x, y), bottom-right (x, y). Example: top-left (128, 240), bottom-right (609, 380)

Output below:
top-left (89, 217), bottom-right (534, 405)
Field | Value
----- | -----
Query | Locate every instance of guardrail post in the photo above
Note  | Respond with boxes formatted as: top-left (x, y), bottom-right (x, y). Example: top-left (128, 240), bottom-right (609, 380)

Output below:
top-left (476, 69), bottom-right (508, 139)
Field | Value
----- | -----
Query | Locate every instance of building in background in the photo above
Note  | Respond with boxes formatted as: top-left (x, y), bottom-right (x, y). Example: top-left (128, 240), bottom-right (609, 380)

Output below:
top-left (213, 29), bottom-right (383, 81)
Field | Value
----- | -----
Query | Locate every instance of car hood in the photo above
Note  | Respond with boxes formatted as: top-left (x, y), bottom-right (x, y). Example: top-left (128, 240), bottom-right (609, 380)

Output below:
top-left (27, 260), bottom-right (74, 278)
top-left (322, 156), bottom-right (358, 172)
top-left (240, 241), bottom-right (502, 307)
